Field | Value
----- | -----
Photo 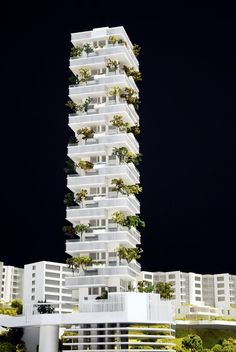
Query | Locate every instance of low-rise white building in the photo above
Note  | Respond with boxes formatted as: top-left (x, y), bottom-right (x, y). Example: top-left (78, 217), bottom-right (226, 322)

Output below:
top-left (0, 261), bottom-right (24, 302)
top-left (141, 270), bottom-right (236, 319)
top-left (23, 261), bottom-right (75, 314)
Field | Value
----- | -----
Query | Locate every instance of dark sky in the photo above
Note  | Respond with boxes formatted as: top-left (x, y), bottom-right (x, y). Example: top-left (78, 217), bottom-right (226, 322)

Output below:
top-left (1, 2), bottom-right (236, 274)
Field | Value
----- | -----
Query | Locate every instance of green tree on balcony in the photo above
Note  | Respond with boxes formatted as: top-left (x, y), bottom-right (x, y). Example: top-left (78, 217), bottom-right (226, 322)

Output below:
top-left (132, 44), bottom-right (141, 57)
top-left (154, 282), bottom-right (174, 299)
top-left (108, 35), bottom-right (118, 45)
top-left (68, 135), bottom-right (78, 144)
top-left (65, 100), bottom-right (79, 112)
top-left (120, 87), bottom-right (140, 110)
top-left (64, 158), bottom-right (76, 174)
top-left (66, 97), bottom-right (92, 114)
top-left (75, 189), bottom-right (88, 207)
top-left (77, 127), bottom-right (95, 142)
top-left (66, 256), bottom-right (93, 275)
top-left (78, 67), bottom-right (92, 84)
top-left (64, 192), bottom-right (76, 206)
top-left (111, 211), bottom-right (125, 226)
top-left (82, 97), bottom-right (92, 112)
top-left (115, 246), bottom-right (143, 263)
top-left (112, 211), bottom-right (145, 229)
top-left (106, 58), bottom-right (120, 71)
top-left (111, 178), bottom-right (126, 196)
top-left (110, 115), bottom-right (140, 136)
top-left (62, 225), bottom-right (77, 237)
top-left (111, 178), bottom-right (142, 196)
top-left (126, 123), bottom-right (140, 136)
top-left (123, 65), bottom-right (142, 81)
top-left (69, 74), bottom-right (80, 85)
top-left (70, 46), bottom-right (83, 58)
top-left (78, 160), bottom-right (94, 171)
top-left (108, 86), bottom-right (121, 98)
top-left (110, 115), bottom-right (129, 132)
top-left (112, 147), bottom-right (142, 165)
top-left (83, 43), bottom-right (94, 56)
top-left (123, 215), bottom-right (145, 229)
top-left (137, 280), bottom-right (154, 293)
top-left (74, 223), bottom-right (90, 241)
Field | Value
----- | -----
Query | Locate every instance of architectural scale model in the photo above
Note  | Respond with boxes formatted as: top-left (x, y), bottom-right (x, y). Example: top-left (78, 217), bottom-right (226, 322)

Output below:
top-left (0, 27), bottom-right (175, 352)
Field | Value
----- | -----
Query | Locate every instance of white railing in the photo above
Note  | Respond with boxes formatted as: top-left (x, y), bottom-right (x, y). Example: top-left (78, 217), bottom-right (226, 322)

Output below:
top-left (65, 276), bottom-right (108, 287)
top-left (70, 44), bottom-right (138, 69)
top-left (67, 143), bottom-right (105, 155)
top-left (96, 163), bottom-right (139, 183)
top-left (67, 165), bottom-right (139, 186)
top-left (71, 30), bottom-right (91, 40)
top-left (66, 207), bottom-right (105, 219)
top-left (66, 231), bottom-right (140, 253)
top-left (65, 266), bottom-right (138, 287)
top-left (80, 295), bottom-right (125, 313)
top-left (69, 74), bottom-right (138, 96)
top-left (67, 197), bottom-right (139, 216)
top-left (67, 134), bottom-right (138, 155)
top-left (68, 102), bottom-right (139, 125)
top-left (66, 241), bottom-right (107, 252)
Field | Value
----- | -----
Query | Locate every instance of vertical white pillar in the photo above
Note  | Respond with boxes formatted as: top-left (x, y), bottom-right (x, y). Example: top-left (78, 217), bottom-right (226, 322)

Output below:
top-left (39, 325), bottom-right (59, 352)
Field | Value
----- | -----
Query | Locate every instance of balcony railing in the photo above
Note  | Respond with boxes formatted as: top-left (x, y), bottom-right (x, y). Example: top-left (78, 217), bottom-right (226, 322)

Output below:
top-left (67, 197), bottom-right (139, 218)
top-left (69, 74), bottom-right (138, 97)
top-left (67, 133), bottom-right (139, 156)
top-left (65, 276), bottom-right (108, 287)
top-left (70, 40), bottom-right (138, 68)
top-left (70, 72), bottom-right (138, 92)
top-left (65, 265), bottom-right (139, 287)
top-left (66, 231), bottom-right (140, 253)
top-left (69, 102), bottom-right (139, 125)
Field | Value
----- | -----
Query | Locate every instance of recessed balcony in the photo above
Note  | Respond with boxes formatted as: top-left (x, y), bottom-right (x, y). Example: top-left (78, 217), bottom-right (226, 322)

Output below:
top-left (69, 74), bottom-right (138, 102)
top-left (67, 133), bottom-right (139, 161)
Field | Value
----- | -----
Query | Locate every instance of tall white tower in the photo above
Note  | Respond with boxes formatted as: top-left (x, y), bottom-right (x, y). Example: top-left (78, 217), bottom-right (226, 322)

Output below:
top-left (65, 26), bottom-right (142, 302)
top-left (63, 26), bottom-right (175, 351)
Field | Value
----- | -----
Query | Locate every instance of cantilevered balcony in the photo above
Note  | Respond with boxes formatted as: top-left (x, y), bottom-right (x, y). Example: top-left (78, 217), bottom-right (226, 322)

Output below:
top-left (70, 46), bottom-right (138, 72)
top-left (67, 133), bottom-right (139, 162)
top-left (69, 74), bottom-right (138, 102)
top-left (66, 197), bottom-right (139, 224)
top-left (68, 102), bottom-right (139, 128)
top-left (67, 164), bottom-right (139, 192)
top-left (65, 264), bottom-right (139, 288)
top-left (65, 275), bottom-right (108, 288)
top-left (70, 47), bottom-right (138, 75)
top-left (87, 161), bottom-right (139, 179)
top-left (71, 26), bottom-right (138, 69)
top-left (66, 229), bottom-right (140, 255)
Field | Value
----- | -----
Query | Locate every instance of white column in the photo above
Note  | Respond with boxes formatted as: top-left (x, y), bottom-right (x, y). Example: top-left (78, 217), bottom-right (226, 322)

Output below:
top-left (39, 325), bottom-right (59, 352)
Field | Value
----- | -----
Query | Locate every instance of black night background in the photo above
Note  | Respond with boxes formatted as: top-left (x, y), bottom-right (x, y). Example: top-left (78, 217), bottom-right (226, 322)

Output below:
top-left (1, 2), bottom-right (236, 274)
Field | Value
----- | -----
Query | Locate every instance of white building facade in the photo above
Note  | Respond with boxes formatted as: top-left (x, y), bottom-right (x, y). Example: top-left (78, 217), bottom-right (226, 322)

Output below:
top-left (23, 261), bottom-right (74, 314)
top-left (0, 261), bottom-right (24, 302)
top-left (141, 271), bottom-right (236, 319)
top-left (63, 26), bottom-right (175, 351)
